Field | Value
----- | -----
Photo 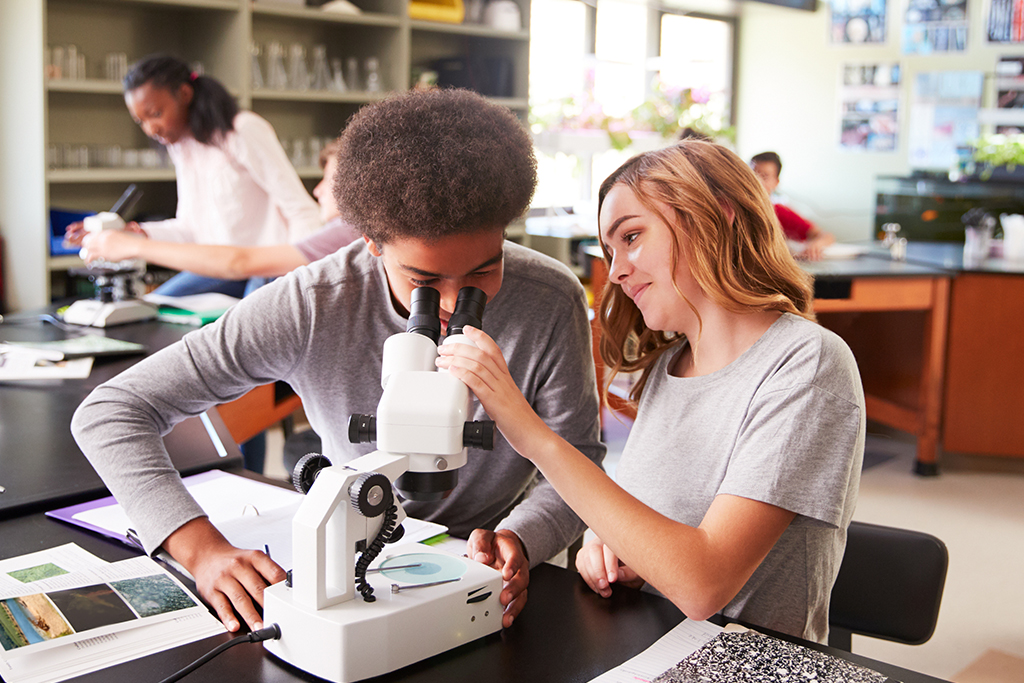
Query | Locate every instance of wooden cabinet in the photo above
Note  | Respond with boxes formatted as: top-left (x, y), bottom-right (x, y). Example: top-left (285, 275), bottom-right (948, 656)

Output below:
top-left (942, 273), bottom-right (1024, 457)
top-left (0, 0), bottom-right (530, 311)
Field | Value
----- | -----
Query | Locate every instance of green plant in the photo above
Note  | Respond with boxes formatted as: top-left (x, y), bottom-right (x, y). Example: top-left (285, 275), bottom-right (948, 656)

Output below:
top-left (530, 77), bottom-right (734, 151)
top-left (971, 134), bottom-right (1024, 176)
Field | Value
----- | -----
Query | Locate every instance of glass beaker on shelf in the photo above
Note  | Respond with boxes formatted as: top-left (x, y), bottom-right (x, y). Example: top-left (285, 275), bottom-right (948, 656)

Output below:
top-left (346, 57), bottom-right (361, 92)
top-left (65, 45), bottom-right (78, 79)
top-left (49, 46), bottom-right (64, 79)
top-left (365, 57), bottom-right (381, 92)
top-left (266, 41), bottom-right (288, 90)
top-left (330, 57), bottom-right (348, 92)
top-left (105, 52), bottom-right (128, 82)
top-left (310, 45), bottom-right (332, 91)
top-left (289, 139), bottom-right (309, 168)
top-left (287, 43), bottom-right (309, 91)
top-left (251, 43), bottom-right (264, 90)
top-left (309, 136), bottom-right (324, 164)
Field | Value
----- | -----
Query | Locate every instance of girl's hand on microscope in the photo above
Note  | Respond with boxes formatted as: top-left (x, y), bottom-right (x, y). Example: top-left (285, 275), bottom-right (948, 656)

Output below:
top-left (435, 326), bottom-right (553, 460)
top-left (64, 221), bottom-right (88, 247)
top-left (82, 229), bottom-right (146, 263)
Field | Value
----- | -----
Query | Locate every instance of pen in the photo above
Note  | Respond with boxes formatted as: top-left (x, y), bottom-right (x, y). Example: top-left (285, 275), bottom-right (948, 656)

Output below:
top-left (125, 528), bottom-right (144, 551)
top-left (265, 544), bottom-right (271, 559)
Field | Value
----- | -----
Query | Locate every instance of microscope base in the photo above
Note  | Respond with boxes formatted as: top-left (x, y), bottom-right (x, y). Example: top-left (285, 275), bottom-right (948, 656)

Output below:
top-left (62, 299), bottom-right (156, 327)
top-left (263, 544), bottom-right (502, 683)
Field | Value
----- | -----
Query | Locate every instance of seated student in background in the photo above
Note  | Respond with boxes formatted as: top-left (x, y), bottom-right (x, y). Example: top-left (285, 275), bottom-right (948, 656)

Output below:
top-left (438, 141), bottom-right (865, 642)
top-left (750, 151), bottom-right (835, 260)
top-left (72, 89), bottom-right (604, 634)
top-left (80, 139), bottom-right (360, 276)
top-left (66, 54), bottom-right (321, 297)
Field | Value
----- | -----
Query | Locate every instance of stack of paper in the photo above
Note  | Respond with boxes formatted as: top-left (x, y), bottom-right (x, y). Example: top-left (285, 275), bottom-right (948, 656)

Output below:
top-left (142, 292), bottom-right (241, 326)
top-left (0, 544), bottom-right (224, 683)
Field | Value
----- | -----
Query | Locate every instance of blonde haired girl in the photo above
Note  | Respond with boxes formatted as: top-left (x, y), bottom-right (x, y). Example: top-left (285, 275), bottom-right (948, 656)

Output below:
top-left (438, 140), bottom-right (864, 642)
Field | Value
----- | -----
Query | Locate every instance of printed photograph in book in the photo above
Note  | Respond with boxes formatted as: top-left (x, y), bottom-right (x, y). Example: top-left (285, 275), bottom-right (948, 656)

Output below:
top-left (829, 0), bottom-right (887, 44)
top-left (0, 574), bottom-right (199, 651)
top-left (7, 563), bottom-right (69, 584)
top-left (1, 593), bottom-right (75, 651)
top-left (109, 575), bottom-right (198, 619)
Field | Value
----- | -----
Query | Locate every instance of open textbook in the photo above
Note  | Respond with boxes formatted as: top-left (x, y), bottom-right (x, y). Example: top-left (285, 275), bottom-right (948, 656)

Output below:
top-left (0, 543), bottom-right (224, 683)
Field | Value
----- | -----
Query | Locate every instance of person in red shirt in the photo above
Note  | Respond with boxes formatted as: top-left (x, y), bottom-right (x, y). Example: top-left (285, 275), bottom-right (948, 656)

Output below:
top-left (750, 152), bottom-right (835, 260)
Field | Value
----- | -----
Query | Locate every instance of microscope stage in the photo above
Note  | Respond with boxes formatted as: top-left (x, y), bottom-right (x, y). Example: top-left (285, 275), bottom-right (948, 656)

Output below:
top-left (62, 299), bottom-right (156, 327)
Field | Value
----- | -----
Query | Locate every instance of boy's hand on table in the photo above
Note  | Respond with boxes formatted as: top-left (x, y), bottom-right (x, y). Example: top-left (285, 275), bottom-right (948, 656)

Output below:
top-left (163, 517), bottom-right (287, 632)
top-left (467, 528), bottom-right (529, 628)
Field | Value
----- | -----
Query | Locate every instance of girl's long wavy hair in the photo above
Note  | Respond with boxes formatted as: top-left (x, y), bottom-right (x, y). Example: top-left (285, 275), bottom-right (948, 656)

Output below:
top-left (597, 141), bottom-right (815, 404)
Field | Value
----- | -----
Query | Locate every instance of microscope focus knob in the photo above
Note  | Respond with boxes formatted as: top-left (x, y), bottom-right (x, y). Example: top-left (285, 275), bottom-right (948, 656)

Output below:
top-left (292, 452), bottom-right (333, 494)
top-left (350, 472), bottom-right (394, 518)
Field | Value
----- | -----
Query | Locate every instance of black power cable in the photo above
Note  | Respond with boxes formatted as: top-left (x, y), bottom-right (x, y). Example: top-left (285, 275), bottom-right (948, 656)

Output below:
top-left (157, 623), bottom-right (281, 683)
top-left (354, 503), bottom-right (398, 602)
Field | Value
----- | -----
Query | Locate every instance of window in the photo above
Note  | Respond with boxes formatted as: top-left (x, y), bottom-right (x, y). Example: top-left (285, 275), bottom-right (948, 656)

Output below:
top-left (529, 0), bottom-right (734, 208)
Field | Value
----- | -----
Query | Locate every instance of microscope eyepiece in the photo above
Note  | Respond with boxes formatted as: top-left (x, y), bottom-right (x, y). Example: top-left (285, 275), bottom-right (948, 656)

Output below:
top-left (348, 414), bottom-right (377, 443)
top-left (446, 287), bottom-right (486, 337)
top-left (407, 287), bottom-right (441, 343)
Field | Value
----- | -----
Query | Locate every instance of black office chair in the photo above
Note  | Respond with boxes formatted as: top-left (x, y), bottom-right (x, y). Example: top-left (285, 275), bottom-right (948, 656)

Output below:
top-left (828, 520), bottom-right (948, 651)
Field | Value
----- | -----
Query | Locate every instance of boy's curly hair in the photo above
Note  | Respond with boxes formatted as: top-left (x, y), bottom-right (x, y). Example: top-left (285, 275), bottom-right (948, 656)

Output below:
top-left (333, 88), bottom-right (537, 244)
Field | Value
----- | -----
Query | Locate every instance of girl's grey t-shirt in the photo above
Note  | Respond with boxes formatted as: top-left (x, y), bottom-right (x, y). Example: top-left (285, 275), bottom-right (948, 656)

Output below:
top-left (615, 313), bottom-right (864, 642)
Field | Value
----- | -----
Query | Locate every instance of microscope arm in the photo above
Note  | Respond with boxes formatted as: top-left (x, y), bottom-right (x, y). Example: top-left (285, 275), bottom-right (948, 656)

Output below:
top-left (291, 451), bottom-right (408, 610)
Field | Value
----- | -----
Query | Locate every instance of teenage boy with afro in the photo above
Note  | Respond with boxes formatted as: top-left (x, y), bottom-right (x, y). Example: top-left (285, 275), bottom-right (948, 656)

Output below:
top-left (72, 88), bottom-right (604, 633)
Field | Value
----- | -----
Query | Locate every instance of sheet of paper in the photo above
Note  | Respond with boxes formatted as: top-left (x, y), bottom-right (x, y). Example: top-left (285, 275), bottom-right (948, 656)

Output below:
top-left (0, 353), bottom-right (92, 381)
top-left (588, 619), bottom-right (724, 683)
top-left (73, 469), bottom-right (302, 539)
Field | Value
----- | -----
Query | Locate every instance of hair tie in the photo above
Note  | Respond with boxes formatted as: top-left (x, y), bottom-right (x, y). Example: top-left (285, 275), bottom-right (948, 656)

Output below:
top-left (190, 71), bottom-right (198, 81)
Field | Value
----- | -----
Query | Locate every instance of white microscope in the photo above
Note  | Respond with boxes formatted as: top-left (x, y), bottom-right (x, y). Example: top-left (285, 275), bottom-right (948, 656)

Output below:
top-left (62, 184), bottom-right (157, 327)
top-left (263, 287), bottom-right (503, 683)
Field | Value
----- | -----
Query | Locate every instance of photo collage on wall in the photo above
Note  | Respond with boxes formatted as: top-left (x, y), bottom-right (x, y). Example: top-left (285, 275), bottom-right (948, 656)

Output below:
top-left (903, 0), bottom-right (969, 53)
top-left (908, 71), bottom-right (983, 169)
top-left (829, 0), bottom-right (887, 43)
top-left (995, 56), bottom-right (1024, 133)
top-left (839, 63), bottom-right (901, 151)
top-left (988, 0), bottom-right (1024, 42)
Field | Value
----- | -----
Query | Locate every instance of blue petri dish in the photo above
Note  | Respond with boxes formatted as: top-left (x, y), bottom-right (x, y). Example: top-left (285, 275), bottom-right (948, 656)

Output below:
top-left (379, 552), bottom-right (468, 584)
